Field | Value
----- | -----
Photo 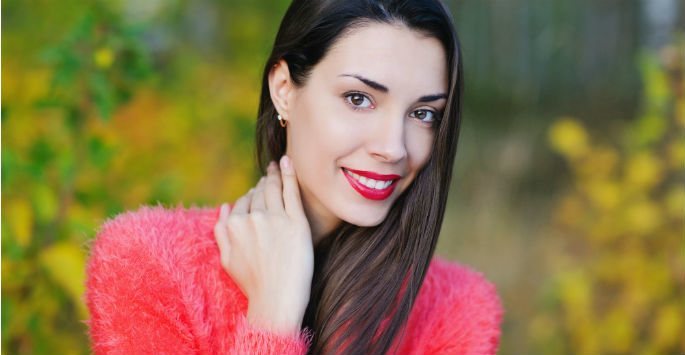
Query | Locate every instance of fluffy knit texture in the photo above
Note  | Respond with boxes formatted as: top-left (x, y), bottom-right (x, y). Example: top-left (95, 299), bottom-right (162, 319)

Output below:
top-left (84, 205), bottom-right (504, 354)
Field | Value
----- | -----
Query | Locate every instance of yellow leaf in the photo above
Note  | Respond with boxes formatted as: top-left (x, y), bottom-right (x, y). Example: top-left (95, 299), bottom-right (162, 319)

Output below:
top-left (643, 54), bottom-right (670, 105)
top-left (652, 303), bottom-right (683, 350)
top-left (667, 140), bottom-right (685, 170)
top-left (583, 179), bottom-right (621, 211)
top-left (676, 96), bottom-right (685, 128)
top-left (39, 242), bottom-right (88, 318)
top-left (625, 152), bottom-right (664, 190)
top-left (625, 201), bottom-right (662, 235)
top-left (6, 199), bottom-right (33, 247)
top-left (548, 118), bottom-right (589, 159)
top-left (601, 308), bottom-right (634, 353)
top-left (93, 47), bottom-right (114, 69)
top-left (664, 186), bottom-right (685, 220)
top-left (588, 215), bottom-right (622, 244)
top-left (558, 270), bottom-right (593, 326)
top-left (32, 183), bottom-right (59, 223)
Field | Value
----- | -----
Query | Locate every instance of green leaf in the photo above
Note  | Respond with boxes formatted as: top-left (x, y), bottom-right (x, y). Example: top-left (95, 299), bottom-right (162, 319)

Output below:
top-left (87, 136), bottom-right (114, 169)
top-left (89, 72), bottom-right (116, 120)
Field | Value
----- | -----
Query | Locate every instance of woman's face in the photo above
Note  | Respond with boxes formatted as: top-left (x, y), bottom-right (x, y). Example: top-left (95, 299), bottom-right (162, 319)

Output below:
top-left (270, 23), bottom-right (448, 239)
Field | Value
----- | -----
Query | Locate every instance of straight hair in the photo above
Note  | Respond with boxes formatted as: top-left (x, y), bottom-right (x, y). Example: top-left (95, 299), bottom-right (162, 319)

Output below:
top-left (255, 0), bottom-right (463, 353)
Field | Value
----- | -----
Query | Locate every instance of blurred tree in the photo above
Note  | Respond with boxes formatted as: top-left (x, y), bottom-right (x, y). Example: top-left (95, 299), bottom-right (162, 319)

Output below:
top-left (533, 37), bottom-right (685, 354)
top-left (3, 2), bottom-right (154, 352)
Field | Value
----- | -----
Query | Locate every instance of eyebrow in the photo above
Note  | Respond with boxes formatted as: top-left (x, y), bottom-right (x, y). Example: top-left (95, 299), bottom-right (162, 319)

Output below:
top-left (339, 73), bottom-right (447, 103)
top-left (417, 94), bottom-right (448, 102)
top-left (339, 74), bottom-right (388, 92)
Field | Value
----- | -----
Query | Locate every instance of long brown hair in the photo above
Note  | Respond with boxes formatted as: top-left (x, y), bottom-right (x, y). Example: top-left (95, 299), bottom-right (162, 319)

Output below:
top-left (255, 1), bottom-right (464, 353)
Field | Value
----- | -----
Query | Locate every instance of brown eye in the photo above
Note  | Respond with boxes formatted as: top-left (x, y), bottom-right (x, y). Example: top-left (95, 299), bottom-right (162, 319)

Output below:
top-left (351, 94), bottom-right (364, 105)
top-left (344, 92), bottom-right (373, 109)
top-left (410, 109), bottom-right (438, 124)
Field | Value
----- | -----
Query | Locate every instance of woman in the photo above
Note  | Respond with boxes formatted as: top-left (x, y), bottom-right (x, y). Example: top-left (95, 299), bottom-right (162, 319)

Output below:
top-left (85, 0), bottom-right (503, 354)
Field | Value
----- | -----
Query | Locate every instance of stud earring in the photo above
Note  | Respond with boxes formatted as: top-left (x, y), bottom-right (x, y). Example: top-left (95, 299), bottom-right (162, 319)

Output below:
top-left (277, 113), bottom-right (287, 128)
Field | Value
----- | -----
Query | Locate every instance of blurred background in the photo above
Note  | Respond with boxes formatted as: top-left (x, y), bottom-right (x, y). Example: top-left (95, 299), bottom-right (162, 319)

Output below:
top-left (2, 0), bottom-right (683, 353)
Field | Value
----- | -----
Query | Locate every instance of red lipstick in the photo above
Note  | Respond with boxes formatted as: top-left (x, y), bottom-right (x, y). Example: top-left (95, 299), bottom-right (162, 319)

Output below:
top-left (342, 168), bottom-right (401, 201)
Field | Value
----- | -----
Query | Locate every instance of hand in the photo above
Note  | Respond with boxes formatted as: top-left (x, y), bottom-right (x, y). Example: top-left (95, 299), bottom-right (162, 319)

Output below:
top-left (213, 155), bottom-right (314, 336)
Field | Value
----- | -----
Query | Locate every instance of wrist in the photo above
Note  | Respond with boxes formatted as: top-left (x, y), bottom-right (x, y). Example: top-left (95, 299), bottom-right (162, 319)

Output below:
top-left (247, 301), bottom-right (305, 336)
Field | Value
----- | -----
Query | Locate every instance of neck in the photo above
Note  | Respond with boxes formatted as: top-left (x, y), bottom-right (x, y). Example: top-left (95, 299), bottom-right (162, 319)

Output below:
top-left (300, 189), bottom-right (341, 247)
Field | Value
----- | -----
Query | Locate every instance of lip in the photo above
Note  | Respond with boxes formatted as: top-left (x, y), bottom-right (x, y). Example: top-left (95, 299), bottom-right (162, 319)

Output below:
top-left (342, 167), bottom-right (400, 201)
top-left (343, 167), bottom-right (401, 180)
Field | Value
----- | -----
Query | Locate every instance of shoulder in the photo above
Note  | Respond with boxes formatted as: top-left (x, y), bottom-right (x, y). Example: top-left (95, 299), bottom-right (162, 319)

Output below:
top-left (85, 204), bottom-right (245, 352)
top-left (86, 204), bottom-right (221, 272)
top-left (400, 256), bottom-right (504, 354)
top-left (420, 255), bottom-right (503, 323)
top-left (423, 256), bottom-right (501, 302)
top-left (89, 204), bottom-right (219, 253)
top-left (85, 204), bottom-right (222, 295)
top-left (86, 203), bottom-right (227, 286)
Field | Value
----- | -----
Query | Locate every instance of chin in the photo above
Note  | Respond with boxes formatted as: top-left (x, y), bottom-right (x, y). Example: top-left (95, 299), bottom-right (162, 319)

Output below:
top-left (340, 207), bottom-right (389, 227)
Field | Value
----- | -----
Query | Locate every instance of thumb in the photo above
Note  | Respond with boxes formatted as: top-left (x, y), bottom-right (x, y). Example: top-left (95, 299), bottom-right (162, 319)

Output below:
top-left (279, 155), bottom-right (305, 219)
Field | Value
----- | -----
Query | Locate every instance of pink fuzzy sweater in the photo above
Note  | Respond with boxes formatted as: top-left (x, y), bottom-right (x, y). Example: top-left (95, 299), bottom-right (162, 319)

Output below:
top-left (85, 205), bottom-right (503, 354)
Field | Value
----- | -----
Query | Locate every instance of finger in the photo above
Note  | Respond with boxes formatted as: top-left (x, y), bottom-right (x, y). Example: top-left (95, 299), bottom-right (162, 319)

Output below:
top-left (250, 177), bottom-right (267, 212)
top-left (219, 201), bottom-right (231, 221)
top-left (214, 203), bottom-right (232, 268)
top-left (279, 155), bottom-right (305, 219)
top-left (231, 188), bottom-right (253, 215)
top-left (264, 161), bottom-right (285, 212)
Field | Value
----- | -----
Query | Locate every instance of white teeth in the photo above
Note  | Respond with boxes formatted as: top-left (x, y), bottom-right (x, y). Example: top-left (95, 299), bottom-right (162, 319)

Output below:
top-left (344, 168), bottom-right (393, 190)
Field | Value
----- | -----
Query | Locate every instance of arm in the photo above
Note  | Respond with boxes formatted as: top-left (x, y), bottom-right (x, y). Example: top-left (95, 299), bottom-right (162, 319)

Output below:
top-left (232, 314), bottom-right (312, 354)
top-left (85, 207), bottom-right (312, 354)
top-left (84, 209), bottom-right (198, 353)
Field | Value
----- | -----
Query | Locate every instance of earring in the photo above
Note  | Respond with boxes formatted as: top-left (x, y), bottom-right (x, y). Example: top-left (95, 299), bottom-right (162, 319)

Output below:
top-left (277, 113), bottom-right (287, 128)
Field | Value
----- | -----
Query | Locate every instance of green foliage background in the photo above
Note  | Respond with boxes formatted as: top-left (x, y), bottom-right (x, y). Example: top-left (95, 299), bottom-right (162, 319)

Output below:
top-left (2, 0), bottom-right (683, 353)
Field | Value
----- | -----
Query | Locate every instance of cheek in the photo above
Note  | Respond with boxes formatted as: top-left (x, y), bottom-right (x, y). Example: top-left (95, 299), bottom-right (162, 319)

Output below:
top-left (407, 128), bottom-right (434, 168)
top-left (287, 93), bottom-right (357, 182)
top-left (398, 129), bottom-right (434, 190)
top-left (290, 92), bottom-right (362, 156)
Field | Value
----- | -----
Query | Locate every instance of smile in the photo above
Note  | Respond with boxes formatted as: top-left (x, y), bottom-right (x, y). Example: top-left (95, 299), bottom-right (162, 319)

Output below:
top-left (342, 167), bottom-right (400, 201)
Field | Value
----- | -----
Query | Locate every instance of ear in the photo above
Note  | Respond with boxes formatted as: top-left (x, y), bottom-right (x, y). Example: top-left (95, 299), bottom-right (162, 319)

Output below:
top-left (268, 59), bottom-right (295, 119)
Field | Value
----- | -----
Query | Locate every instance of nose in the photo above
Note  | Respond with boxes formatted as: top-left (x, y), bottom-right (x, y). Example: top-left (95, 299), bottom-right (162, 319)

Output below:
top-left (367, 114), bottom-right (408, 163)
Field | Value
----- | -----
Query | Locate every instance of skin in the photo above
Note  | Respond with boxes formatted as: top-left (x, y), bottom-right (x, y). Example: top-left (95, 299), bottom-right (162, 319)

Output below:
top-left (214, 23), bottom-right (448, 336)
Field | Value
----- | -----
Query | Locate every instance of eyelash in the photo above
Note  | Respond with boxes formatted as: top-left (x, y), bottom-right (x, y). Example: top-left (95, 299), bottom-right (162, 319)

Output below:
top-left (342, 91), bottom-right (442, 126)
top-left (344, 91), bottom-right (375, 110)
top-left (410, 109), bottom-right (441, 125)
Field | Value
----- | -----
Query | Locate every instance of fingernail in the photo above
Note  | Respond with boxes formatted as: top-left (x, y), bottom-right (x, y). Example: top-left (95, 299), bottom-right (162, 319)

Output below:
top-left (220, 203), bottom-right (229, 218)
top-left (280, 155), bottom-right (292, 174)
top-left (268, 161), bottom-right (277, 170)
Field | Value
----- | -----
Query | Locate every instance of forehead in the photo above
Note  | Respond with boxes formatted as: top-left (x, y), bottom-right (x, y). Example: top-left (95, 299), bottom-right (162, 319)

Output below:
top-left (313, 23), bottom-right (448, 94)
